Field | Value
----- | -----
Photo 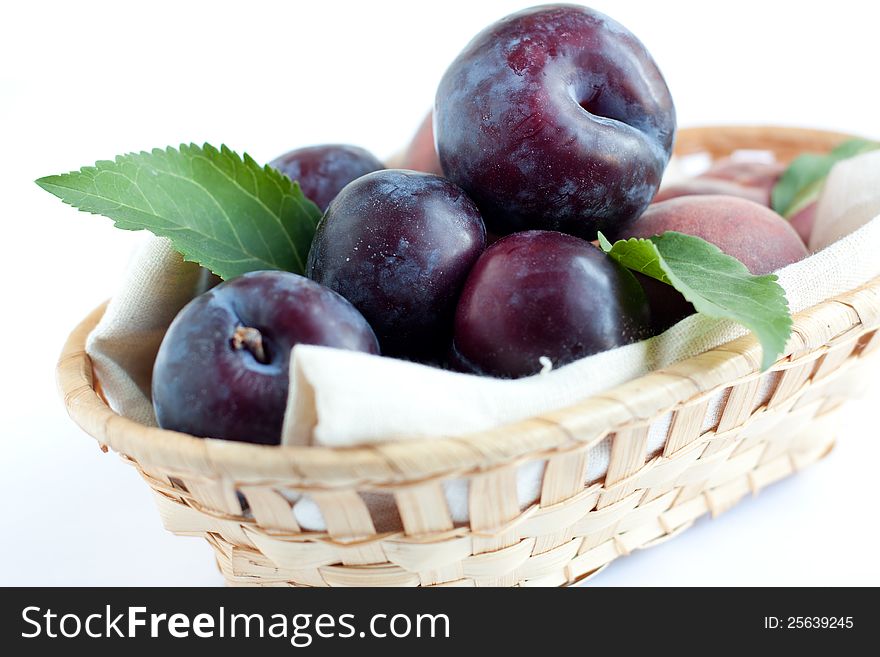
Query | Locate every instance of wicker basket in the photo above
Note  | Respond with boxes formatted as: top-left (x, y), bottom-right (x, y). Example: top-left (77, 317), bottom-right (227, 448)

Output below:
top-left (58, 126), bottom-right (880, 587)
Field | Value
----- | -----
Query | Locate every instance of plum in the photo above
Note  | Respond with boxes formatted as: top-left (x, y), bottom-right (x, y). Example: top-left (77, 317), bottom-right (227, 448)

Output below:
top-left (453, 230), bottom-right (651, 378)
top-left (269, 144), bottom-right (384, 211)
top-left (620, 195), bottom-right (809, 331)
top-left (306, 169), bottom-right (487, 358)
top-left (152, 271), bottom-right (379, 444)
top-left (435, 4), bottom-right (676, 240)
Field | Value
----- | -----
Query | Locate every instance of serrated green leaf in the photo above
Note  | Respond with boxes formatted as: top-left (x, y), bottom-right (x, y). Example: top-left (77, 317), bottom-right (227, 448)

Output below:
top-left (599, 231), bottom-right (792, 370)
top-left (771, 138), bottom-right (880, 218)
top-left (36, 143), bottom-right (322, 280)
top-left (598, 231), bottom-right (671, 285)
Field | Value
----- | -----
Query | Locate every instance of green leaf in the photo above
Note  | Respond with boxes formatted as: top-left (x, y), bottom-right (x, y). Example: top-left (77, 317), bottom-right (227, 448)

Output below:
top-left (36, 144), bottom-right (322, 280)
top-left (771, 138), bottom-right (880, 218)
top-left (599, 231), bottom-right (792, 370)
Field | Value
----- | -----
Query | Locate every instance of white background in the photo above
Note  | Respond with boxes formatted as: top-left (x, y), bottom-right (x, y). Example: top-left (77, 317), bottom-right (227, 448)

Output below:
top-left (1, 0), bottom-right (879, 586)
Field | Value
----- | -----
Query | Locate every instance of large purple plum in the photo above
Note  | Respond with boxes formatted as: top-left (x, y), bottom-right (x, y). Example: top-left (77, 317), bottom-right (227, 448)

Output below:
top-left (306, 169), bottom-right (486, 358)
top-left (435, 4), bottom-right (676, 240)
top-left (270, 144), bottom-right (384, 211)
top-left (152, 271), bottom-right (379, 444)
top-left (453, 230), bottom-right (651, 378)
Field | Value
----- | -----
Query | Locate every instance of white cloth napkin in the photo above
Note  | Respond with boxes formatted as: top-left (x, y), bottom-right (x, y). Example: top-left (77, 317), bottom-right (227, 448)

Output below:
top-left (85, 235), bottom-right (216, 426)
top-left (809, 150), bottom-right (880, 250)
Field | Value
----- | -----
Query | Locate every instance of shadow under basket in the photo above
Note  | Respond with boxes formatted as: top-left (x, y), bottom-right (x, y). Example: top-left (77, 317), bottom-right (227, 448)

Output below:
top-left (58, 126), bottom-right (880, 587)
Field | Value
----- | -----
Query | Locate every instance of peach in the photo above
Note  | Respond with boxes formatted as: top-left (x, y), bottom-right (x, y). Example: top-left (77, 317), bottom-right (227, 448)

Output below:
top-left (400, 110), bottom-right (443, 176)
top-left (700, 158), bottom-right (784, 192)
top-left (620, 195), bottom-right (808, 331)
top-left (789, 201), bottom-right (817, 245)
top-left (654, 158), bottom-right (784, 207)
top-left (653, 177), bottom-right (767, 205)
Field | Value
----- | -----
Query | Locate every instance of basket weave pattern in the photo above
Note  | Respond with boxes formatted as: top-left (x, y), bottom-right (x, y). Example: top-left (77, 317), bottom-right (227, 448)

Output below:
top-left (58, 127), bottom-right (879, 586)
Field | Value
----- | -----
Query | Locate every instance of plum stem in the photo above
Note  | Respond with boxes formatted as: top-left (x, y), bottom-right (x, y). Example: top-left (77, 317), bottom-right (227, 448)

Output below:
top-left (232, 326), bottom-right (268, 364)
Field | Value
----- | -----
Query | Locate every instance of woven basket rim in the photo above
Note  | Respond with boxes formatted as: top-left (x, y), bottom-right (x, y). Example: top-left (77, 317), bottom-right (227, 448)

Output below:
top-left (57, 125), bottom-right (868, 487)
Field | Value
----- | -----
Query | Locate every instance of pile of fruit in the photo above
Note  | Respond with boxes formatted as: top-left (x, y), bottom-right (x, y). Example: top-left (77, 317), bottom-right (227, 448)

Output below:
top-left (43, 4), bottom-right (870, 446)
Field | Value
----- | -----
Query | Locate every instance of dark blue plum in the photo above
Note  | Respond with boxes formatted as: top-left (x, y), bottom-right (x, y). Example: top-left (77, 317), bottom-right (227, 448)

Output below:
top-left (152, 271), bottom-right (379, 444)
top-left (435, 4), bottom-right (676, 240)
top-left (306, 169), bottom-right (487, 358)
top-left (453, 230), bottom-right (651, 378)
top-left (270, 144), bottom-right (384, 211)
